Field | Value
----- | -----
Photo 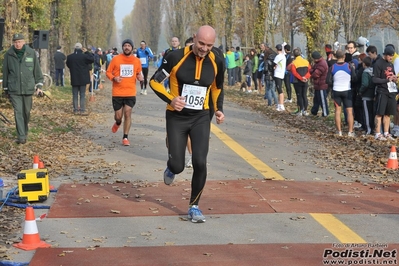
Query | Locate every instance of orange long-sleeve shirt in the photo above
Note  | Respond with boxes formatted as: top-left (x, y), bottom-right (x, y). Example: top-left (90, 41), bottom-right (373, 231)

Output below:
top-left (290, 56), bottom-right (311, 82)
top-left (106, 53), bottom-right (142, 97)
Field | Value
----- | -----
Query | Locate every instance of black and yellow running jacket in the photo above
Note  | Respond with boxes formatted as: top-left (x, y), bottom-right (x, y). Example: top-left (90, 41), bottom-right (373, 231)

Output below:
top-left (149, 45), bottom-right (225, 114)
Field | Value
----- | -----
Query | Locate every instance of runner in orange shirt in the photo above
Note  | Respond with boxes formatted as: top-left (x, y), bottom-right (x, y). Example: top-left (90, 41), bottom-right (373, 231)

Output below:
top-left (106, 39), bottom-right (143, 146)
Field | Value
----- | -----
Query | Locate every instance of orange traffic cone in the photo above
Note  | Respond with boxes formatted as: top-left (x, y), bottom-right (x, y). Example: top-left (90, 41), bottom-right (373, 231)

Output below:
top-left (38, 160), bottom-right (44, 169)
top-left (89, 92), bottom-right (95, 102)
top-left (33, 155), bottom-right (39, 169)
top-left (13, 206), bottom-right (51, 250)
top-left (387, 146), bottom-right (398, 169)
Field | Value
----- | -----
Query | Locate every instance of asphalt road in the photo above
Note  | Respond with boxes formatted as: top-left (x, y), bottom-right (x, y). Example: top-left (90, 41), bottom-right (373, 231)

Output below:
top-left (5, 74), bottom-right (399, 265)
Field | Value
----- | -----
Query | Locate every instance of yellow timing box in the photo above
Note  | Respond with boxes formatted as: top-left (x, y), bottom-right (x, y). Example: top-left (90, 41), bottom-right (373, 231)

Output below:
top-left (17, 169), bottom-right (50, 202)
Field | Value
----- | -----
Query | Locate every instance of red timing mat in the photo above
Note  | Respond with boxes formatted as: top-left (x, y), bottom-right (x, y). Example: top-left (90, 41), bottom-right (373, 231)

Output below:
top-left (47, 180), bottom-right (399, 218)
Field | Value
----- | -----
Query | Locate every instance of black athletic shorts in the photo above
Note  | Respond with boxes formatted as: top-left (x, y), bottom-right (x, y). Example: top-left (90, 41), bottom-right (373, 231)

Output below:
top-left (333, 90), bottom-right (353, 108)
top-left (274, 77), bottom-right (283, 94)
top-left (112, 96), bottom-right (136, 111)
top-left (257, 70), bottom-right (263, 80)
top-left (375, 92), bottom-right (396, 116)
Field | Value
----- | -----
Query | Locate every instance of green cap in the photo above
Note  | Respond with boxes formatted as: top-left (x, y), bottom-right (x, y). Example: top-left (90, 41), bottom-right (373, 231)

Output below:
top-left (12, 33), bottom-right (24, 41)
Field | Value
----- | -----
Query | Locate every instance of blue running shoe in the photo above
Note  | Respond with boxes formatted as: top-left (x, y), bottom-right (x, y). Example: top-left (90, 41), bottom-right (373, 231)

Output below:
top-left (163, 167), bottom-right (175, 185)
top-left (187, 205), bottom-right (206, 223)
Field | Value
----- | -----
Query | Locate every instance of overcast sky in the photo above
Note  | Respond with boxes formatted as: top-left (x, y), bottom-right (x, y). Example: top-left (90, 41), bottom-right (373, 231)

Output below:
top-left (115, 0), bottom-right (135, 28)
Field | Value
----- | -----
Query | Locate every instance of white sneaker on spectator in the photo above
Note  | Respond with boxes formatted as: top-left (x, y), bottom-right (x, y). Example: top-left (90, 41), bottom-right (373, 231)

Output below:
top-left (348, 132), bottom-right (355, 137)
top-left (375, 133), bottom-right (387, 141)
top-left (354, 121), bottom-right (362, 129)
top-left (384, 133), bottom-right (395, 140)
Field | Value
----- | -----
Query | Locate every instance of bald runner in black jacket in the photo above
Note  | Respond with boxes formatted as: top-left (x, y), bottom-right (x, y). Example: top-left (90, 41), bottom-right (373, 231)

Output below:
top-left (150, 25), bottom-right (225, 223)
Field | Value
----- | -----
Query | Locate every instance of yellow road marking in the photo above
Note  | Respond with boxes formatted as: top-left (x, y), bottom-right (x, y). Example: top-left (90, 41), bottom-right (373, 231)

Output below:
top-left (310, 213), bottom-right (366, 243)
top-left (211, 124), bottom-right (365, 243)
top-left (211, 124), bottom-right (285, 180)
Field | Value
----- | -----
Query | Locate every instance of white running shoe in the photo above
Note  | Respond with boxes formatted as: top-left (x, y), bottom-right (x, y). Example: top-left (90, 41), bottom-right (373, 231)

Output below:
top-left (187, 205), bottom-right (206, 223)
top-left (276, 105), bottom-right (285, 111)
top-left (354, 121), bottom-right (362, 129)
top-left (348, 132), bottom-right (355, 137)
top-left (143, 89), bottom-right (147, 95)
top-left (375, 133), bottom-right (387, 141)
top-left (163, 167), bottom-right (176, 185)
top-left (384, 133), bottom-right (395, 141)
top-left (185, 158), bottom-right (192, 168)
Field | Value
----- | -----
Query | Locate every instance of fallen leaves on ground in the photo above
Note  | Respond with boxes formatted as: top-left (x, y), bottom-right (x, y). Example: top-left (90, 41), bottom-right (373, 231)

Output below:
top-left (0, 86), bottom-right (116, 260)
top-left (224, 86), bottom-right (399, 182)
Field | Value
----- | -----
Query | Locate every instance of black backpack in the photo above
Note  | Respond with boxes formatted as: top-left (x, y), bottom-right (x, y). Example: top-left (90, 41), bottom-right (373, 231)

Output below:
top-left (264, 52), bottom-right (276, 74)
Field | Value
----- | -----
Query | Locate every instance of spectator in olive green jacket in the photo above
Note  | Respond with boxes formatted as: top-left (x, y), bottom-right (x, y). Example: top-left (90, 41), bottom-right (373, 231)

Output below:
top-left (2, 33), bottom-right (44, 144)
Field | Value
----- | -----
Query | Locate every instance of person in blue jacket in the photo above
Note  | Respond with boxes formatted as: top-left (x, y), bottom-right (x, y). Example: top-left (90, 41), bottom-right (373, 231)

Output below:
top-left (136, 40), bottom-right (154, 95)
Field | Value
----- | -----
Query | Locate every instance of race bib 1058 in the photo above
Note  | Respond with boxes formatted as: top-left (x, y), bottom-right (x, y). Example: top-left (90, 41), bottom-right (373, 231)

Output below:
top-left (181, 84), bottom-right (206, 110)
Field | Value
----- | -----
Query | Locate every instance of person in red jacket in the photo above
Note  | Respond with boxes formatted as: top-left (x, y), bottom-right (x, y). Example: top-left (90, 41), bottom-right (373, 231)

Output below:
top-left (310, 51), bottom-right (329, 117)
top-left (106, 39), bottom-right (143, 146)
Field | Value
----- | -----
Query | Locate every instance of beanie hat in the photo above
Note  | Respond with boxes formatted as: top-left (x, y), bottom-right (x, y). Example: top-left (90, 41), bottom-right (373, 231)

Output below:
top-left (383, 46), bottom-right (395, 56)
top-left (311, 51), bottom-right (322, 60)
top-left (122, 39), bottom-right (134, 48)
top-left (75, 43), bottom-right (82, 49)
top-left (385, 44), bottom-right (396, 51)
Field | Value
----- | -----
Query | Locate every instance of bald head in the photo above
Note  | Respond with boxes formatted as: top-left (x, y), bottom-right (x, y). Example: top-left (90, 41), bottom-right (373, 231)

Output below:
top-left (196, 25), bottom-right (216, 40)
top-left (192, 25), bottom-right (216, 58)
